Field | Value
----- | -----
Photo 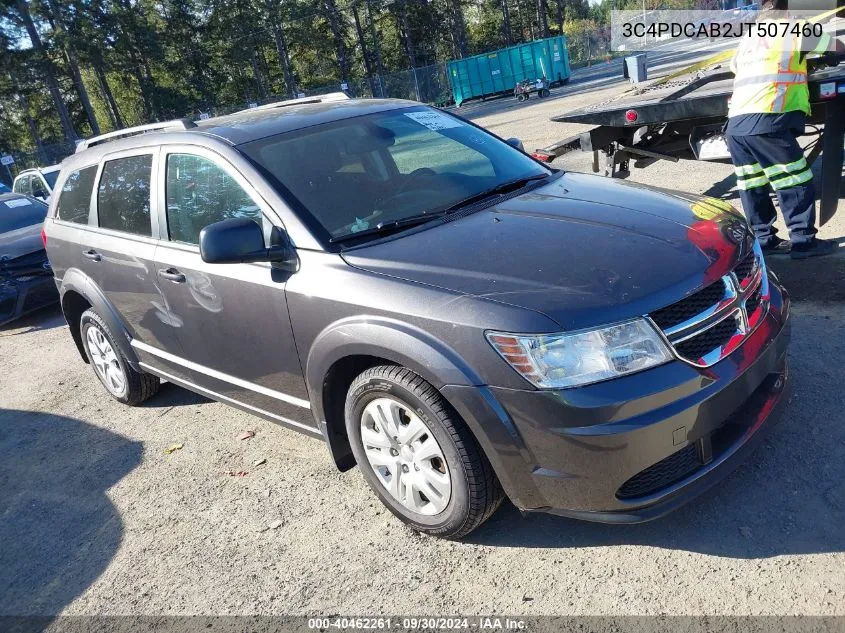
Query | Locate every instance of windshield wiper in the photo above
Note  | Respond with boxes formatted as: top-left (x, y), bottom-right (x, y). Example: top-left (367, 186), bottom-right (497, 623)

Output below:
top-left (329, 173), bottom-right (551, 245)
top-left (329, 213), bottom-right (442, 244)
top-left (441, 173), bottom-right (550, 213)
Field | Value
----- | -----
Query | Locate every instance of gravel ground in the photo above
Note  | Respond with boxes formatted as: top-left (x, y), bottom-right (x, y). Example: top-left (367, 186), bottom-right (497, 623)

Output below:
top-left (1, 52), bottom-right (844, 619)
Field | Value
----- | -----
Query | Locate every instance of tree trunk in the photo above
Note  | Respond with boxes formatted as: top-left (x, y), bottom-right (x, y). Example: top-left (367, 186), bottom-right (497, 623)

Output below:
top-left (270, 19), bottom-right (296, 97)
top-left (93, 61), bottom-right (123, 128)
top-left (449, 0), bottom-right (468, 58)
top-left (14, 81), bottom-right (46, 163)
top-left (323, 0), bottom-right (351, 85)
top-left (555, 0), bottom-right (564, 34)
top-left (516, 0), bottom-right (534, 40)
top-left (352, 3), bottom-right (376, 96)
top-left (130, 54), bottom-right (154, 122)
top-left (366, 0), bottom-right (385, 96)
top-left (396, 1), bottom-right (416, 70)
top-left (43, 0), bottom-right (100, 135)
top-left (502, 0), bottom-right (513, 44)
top-left (537, 0), bottom-right (550, 38)
top-left (14, 0), bottom-right (77, 141)
top-left (250, 48), bottom-right (269, 99)
top-left (64, 48), bottom-right (100, 135)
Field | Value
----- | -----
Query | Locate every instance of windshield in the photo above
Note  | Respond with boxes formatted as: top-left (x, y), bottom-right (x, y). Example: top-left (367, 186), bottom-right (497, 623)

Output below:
top-left (0, 196), bottom-right (48, 234)
top-left (240, 106), bottom-right (549, 242)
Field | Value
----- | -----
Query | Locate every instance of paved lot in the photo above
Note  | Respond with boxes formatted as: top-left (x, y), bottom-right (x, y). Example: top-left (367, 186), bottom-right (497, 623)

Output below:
top-left (1, 54), bottom-right (844, 618)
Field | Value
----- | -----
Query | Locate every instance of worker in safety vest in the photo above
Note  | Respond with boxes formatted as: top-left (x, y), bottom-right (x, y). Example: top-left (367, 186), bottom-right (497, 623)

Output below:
top-left (725, 0), bottom-right (844, 259)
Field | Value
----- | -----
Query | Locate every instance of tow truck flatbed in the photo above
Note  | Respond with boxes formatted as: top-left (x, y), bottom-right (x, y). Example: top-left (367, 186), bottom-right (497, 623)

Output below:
top-left (536, 60), bottom-right (845, 224)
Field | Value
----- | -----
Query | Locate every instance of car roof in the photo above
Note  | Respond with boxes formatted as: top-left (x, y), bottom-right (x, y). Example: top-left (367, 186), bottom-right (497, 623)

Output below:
top-left (17, 165), bottom-right (60, 176)
top-left (64, 98), bottom-right (418, 170)
top-left (194, 98), bottom-right (415, 145)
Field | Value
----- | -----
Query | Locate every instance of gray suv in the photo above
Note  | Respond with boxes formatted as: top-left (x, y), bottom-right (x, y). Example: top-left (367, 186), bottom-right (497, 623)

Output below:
top-left (43, 97), bottom-right (790, 538)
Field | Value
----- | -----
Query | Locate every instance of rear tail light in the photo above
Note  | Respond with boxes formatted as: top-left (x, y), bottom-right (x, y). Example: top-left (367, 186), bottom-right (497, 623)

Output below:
top-left (531, 151), bottom-right (552, 162)
top-left (625, 109), bottom-right (638, 123)
top-left (40, 227), bottom-right (47, 248)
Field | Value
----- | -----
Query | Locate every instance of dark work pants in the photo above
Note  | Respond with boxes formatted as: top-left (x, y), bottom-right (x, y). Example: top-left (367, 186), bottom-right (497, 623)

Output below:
top-left (725, 130), bottom-right (817, 246)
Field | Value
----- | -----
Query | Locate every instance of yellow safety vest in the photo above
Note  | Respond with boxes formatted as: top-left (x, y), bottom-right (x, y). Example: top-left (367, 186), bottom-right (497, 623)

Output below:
top-left (728, 19), bottom-right (830, 117)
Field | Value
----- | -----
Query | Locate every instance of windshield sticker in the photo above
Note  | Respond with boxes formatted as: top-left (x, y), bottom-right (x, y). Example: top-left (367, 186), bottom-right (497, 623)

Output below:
top-left (4, 198), bottom-right (31, 209)
top-left (404, 111), bottom-right (462, 131)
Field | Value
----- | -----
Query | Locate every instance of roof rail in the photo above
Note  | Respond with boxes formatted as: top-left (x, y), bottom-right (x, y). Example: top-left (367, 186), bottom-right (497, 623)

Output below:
top-left (75, 119), bottom-right (197, 153)
top-left (251, 92), bottom-right (350, 112)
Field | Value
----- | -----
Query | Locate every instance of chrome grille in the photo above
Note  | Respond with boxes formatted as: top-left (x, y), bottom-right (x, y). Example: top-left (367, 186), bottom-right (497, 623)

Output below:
top-left (649, 243), bottom-right (769, 367)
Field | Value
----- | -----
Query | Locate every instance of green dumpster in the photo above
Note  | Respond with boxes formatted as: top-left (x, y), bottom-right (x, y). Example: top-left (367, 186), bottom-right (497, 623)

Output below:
top-left (447, 36), bottom-right (571, 107)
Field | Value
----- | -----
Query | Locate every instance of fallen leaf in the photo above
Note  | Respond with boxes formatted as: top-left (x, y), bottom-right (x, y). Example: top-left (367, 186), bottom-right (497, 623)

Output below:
top-left (253, 458), bottom-right (267, 467)
top-left (269, 520), bottom-right (283, 530)
top-left (164, 443), bottom-right (184, 455)
top-left (237, 430), bottom-right (255, 441)
top-left (225, 470), bottom-right (249, 477)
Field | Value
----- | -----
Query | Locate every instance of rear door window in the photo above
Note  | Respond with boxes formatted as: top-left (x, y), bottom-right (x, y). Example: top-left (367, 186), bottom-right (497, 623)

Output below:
top-left (56, 165), bottom-right (98, 224)
top-left (97, 154), bottom-right (153, 236)
top-left (165, 153), bottom-right (262, 245)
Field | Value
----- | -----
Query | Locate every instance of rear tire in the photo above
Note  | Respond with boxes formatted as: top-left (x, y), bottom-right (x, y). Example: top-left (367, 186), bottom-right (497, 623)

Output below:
top-left (80, 308), bottom-right (159, 406)
top-left (346, 365), bottom-right (503, 539)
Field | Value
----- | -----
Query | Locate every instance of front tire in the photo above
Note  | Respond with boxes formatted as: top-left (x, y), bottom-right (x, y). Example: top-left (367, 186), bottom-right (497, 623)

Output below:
top-left (345, 366), bottom-right (503, 539)
top-left (80, 309), bottom-right (159, 406)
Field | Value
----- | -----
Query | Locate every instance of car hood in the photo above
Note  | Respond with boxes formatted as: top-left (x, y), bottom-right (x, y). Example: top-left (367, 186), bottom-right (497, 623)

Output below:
top-left (0, 224), bottom-right (43, 261)
top-left (342, 172), bottom-right (753, 331)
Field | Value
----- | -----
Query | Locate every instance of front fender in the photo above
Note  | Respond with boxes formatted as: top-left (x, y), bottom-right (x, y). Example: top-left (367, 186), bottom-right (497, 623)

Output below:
top-left (59, 268), bottom-right (141, 371)
top-left (305, 316), bottom-right (484, 424)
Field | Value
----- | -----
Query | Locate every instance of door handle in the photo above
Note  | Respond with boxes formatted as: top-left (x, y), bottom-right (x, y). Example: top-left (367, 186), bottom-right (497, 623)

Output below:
top-left (82, 249), bottom-right (101, 262)
top-left (158, 268), bottom-right (186, 283)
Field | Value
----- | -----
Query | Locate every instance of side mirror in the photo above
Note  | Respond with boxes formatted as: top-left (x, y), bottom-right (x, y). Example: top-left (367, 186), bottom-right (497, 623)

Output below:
top-left (505, 137), bottom-right (525, 152)
top-left (199, 217), bottom-right (294, 266)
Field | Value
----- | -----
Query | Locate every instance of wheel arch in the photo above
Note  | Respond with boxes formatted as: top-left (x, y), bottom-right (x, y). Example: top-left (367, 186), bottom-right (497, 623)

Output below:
top-left (59, 268), bottom-right (141, 370)
top-left (306, 317), bottom-right (484, 472)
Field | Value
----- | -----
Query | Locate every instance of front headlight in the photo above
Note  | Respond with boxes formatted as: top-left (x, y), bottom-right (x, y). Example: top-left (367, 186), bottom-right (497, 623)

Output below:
top-left (487, 318), bottom-right (673, 389)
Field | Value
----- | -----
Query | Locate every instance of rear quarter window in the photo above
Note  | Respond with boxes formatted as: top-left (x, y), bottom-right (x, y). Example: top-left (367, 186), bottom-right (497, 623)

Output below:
top-left (96, 155), bottom-right (153, 236)
top-left (56, 165), bottom-right (98, 224)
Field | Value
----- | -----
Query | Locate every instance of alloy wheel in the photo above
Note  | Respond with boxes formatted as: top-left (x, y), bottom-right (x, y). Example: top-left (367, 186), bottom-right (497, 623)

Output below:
top-left (86, 325), bottom-right (126, 396)
top-left (360, 397), bottom-right (452, 515)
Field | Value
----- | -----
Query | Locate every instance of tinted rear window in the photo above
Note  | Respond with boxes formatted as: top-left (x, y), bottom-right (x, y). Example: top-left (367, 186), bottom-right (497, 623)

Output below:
top-left (56, 166), bottom-right (98, 224)
top-left (0, 197), bottom-right (48, 233)
top-left (97, 155), bottom-right (153, 236)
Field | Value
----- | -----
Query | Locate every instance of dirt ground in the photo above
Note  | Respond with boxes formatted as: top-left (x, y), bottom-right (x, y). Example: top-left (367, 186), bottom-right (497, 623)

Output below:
top-left (1, 52), bottom-right (844, 619)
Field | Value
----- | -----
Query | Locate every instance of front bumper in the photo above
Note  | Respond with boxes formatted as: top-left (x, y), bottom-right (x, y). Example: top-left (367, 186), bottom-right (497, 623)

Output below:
top-left (442, 276), bottom-right (791, 522)
top-left (0, 274), bottom-right (59, 326)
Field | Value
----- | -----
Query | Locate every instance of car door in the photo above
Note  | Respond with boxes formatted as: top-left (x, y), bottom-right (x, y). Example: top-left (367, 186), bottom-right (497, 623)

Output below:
top-left (152, 146), bottom-right (313, 430)
top-left (81, 148), bottom-right (187, 376)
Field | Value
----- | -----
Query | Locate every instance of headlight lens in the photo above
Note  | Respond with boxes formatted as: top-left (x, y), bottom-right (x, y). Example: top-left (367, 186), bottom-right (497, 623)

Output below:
top-left (487, 318), bottom-right (673, 389)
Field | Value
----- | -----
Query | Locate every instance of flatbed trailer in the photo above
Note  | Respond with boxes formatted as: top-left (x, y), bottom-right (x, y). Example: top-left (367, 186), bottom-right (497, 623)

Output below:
top-left (535, 58), bottom-right (845, 225)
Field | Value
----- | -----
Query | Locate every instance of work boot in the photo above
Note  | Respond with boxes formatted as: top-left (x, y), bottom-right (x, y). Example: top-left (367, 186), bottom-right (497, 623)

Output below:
top-left (761, 238), bottom-right (791, 255)
top-left (790, 238), bottom-right (838, 260)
